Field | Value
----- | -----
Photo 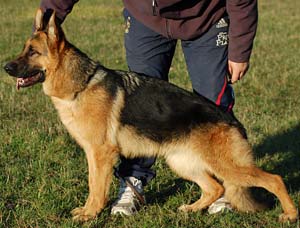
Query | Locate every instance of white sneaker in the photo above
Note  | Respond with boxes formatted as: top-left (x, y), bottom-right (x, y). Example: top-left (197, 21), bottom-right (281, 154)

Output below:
top-left (207, 196), bottom-right (233, 214)
top-left (111, 177), bottom-right (145, 216)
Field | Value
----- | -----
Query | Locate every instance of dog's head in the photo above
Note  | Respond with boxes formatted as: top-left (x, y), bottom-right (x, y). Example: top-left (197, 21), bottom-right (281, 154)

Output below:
top-left (4, 9), bottom-right (65, 90)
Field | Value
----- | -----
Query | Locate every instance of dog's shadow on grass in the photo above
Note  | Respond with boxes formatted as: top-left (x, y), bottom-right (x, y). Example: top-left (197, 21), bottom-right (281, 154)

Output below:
top-left (251, 123), bottom-right (300, 206)
top-left (253, 123), bottom-right (300, 190)
top-left (146, 178), bottom-right (188, 206)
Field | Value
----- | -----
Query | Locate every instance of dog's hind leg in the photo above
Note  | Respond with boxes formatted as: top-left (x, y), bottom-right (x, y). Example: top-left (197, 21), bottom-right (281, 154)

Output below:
top-left (192, 124), bottom-right (297, 222)
top-left (71, 143), bottom-right (119, 221)
top-left (178, 171), bottom-right (224, 212)
top-left (165, 150), bottom-right (224, 212)
top-left (222, 166), bottom-right (298, 222)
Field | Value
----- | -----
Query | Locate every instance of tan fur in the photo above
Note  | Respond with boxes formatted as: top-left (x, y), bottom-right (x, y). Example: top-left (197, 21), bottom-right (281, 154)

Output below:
top-left (6, 8), bottom-right (298, 223)
top-left (51, 81), bottom-right (119, 220)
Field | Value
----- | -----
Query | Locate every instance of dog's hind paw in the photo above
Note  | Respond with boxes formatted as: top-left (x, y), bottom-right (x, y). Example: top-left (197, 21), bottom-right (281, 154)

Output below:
top-left (178, 204), bottom-right (192, 212)
top-left (278, 211), bottom-right (298, 223)
top-left (71, 206), bottom-right (97, 222)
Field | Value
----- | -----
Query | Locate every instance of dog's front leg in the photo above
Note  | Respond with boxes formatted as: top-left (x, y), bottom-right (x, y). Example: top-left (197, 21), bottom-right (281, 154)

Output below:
top-left (71, 144), bottom-right (118, 222)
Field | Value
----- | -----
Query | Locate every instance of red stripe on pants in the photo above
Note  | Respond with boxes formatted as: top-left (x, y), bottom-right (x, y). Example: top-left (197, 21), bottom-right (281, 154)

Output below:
top-left (215, 76), bottom-right (227, 106)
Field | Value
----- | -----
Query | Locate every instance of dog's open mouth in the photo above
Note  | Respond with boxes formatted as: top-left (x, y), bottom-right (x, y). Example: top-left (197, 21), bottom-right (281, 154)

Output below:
top-left (16, 71), bottom-right (45, 90)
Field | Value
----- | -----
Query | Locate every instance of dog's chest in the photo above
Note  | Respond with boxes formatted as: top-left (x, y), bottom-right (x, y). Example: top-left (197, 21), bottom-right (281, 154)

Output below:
top-left (50, 97), bottom-right (84, 140)
top-left (52, 98), bottom-right (76, 124)
top-left (50, 95), bottom-right (108, 150)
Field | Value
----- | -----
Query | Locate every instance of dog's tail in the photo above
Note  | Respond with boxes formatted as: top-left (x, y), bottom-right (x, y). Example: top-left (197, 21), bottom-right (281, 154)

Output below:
top-left (224, 183), bottom-right (266, 212)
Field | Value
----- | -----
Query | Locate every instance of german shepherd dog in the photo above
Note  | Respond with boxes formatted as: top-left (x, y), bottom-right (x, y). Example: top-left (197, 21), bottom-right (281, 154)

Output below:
top-left (4, 9), bottom-right (298, 222)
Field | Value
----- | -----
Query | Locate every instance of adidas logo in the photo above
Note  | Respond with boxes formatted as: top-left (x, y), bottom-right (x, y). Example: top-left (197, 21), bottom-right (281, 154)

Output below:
top-left (216, 18), bottom-right (228, 28)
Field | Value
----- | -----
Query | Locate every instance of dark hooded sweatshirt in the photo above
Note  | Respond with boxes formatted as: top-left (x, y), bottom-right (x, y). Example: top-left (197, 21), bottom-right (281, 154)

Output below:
top-left (40, 0), bottom-right (258, 63)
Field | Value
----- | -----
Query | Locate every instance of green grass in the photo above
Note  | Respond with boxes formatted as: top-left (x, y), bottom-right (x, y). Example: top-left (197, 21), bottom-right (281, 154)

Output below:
top-left (0, 0), bottom-right (299, 227)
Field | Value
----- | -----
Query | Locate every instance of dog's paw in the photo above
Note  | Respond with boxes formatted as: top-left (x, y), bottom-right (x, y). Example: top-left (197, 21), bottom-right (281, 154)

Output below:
top-left (178, 204), bottom-right (192, 212)
top-left (71, 206), bottom-right (97, 222)
top-left (278, 211), bottom-right (298, 223)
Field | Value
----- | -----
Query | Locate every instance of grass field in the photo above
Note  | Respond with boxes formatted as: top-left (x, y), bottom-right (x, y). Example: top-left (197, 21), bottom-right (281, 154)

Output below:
top-left (0, 0), bottom-right (300, 227)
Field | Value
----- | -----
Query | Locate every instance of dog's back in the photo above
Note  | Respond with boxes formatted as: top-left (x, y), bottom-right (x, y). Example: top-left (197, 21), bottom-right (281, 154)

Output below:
top-left (102, 68), bottom-right (247, 141)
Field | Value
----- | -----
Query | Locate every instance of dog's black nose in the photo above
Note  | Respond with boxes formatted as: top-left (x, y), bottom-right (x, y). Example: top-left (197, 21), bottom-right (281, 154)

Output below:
top-left (4, 62), bottom-right (18, 76)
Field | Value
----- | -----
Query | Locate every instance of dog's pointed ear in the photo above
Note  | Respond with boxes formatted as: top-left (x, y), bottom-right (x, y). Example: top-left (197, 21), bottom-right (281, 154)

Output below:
top-left (34, 8), bottom-right (44, 31)
top-left (47, 11), bottom-right (59, 42)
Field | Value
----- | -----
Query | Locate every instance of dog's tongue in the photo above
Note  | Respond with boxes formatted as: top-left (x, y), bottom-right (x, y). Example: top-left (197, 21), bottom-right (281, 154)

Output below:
top-left (16, 78), bottom-right (23, 90)
top-left (16, 78), bottom-right (31, 90)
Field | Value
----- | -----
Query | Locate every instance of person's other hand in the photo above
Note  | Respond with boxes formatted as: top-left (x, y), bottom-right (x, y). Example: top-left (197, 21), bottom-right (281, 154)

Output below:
top-left (228, 60), bottom-right (249, 83)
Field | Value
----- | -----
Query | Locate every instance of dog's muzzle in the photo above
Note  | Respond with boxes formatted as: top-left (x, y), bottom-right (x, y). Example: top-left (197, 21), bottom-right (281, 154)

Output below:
top-left (4, 62), bottom-right (45, 90)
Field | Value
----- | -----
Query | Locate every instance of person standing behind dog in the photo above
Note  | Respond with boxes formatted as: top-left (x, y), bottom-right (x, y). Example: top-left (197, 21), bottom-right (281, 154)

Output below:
top-left (38, 0), bottom-right (258, 216)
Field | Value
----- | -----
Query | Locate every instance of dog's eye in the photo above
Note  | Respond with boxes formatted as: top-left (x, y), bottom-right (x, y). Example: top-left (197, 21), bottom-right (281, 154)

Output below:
top-left (28, 46), bottom-right (40, 57)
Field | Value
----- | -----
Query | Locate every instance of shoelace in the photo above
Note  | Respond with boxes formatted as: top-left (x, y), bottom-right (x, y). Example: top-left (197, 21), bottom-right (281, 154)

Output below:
top-left (124, 179), bottom-right (145, 204)
top-left (115, 177), bottom-right (145, 205)
top-left (116, 186), bottom-right (136, 204)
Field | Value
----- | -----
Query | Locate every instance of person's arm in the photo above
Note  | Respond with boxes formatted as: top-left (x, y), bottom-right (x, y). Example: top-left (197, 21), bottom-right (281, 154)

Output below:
top-left (40, 0), bottom-right (79, 24)
top-left (226, 0), bottom-right (258, 83)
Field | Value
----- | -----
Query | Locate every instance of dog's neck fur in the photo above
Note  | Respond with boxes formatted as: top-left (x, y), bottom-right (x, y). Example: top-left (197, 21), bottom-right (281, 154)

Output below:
top-left (43, 41), bottom-right (100, 100)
